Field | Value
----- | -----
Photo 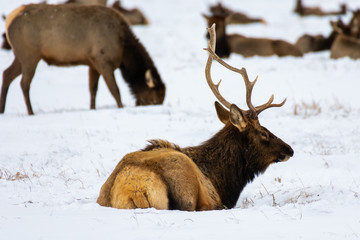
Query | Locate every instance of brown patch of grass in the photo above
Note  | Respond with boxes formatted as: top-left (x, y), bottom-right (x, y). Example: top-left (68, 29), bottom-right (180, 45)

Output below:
top-left (294, 100), bottom-right (321, 118)
top-left (0, 169), bottom-right (31, 181)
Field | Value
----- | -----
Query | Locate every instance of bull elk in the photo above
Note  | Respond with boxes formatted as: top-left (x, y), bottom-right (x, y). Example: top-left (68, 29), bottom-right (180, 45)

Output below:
top-left (203, 14), bottom-right (302, 58)
top-left (111, 0), bottom-right (149, 26)
top-left (294, 0), bottom-right (347, 17)
top-left (0, 4), bottom-right (165, 115)
top-left (96, 24), bottom-right (294, 211)
top-left (209, 2), bottom-right (266, 25)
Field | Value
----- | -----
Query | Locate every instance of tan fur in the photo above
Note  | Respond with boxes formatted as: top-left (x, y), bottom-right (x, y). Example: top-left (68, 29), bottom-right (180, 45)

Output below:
top-left (5, 5), bottom-right (25, 41)
top-left (97, 147), bottom-right (223, 211)
top-left (110, 165), bottom-right (169, 209)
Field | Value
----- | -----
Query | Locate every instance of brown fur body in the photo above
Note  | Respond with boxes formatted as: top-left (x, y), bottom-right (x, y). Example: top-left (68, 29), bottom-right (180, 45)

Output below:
top-left (204, 15), bottom-right (302, 58)
top-left (294, 0), bottom-right (347, 17)
top-left (111, 0), bottom-right (149, 25)
top-left (1, 4), bottom-right (165, 114)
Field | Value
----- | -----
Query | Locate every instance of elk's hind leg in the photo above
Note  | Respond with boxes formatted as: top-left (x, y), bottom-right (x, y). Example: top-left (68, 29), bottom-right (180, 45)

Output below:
top-left (19, 58), bottom-right (40, 115)
top-left (110, 166), bottom-right (169, 209)
top-left (89, 67), bottom-right (100, 109)
top-left (0, 57), bottom-right (22, 113)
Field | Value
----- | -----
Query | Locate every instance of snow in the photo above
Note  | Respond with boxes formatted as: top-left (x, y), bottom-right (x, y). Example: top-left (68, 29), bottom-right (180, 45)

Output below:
top-left (1, 0), bottom-right (360, 239)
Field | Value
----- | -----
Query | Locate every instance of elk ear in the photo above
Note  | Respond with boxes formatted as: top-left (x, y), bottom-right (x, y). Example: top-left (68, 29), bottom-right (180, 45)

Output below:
top-left (229, 104), bottom-right (247, 131)
top-left (215, 101), bottom-right (229, 124)
top-left (202, 13), bottom-right (210, 20)
top-left (145, 69), bottom-right (155, 88)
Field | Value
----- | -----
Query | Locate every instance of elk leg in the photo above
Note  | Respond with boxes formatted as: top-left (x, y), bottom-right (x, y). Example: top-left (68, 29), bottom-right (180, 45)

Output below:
top-left (89, 67), bottom-right (100, 109)
top-left (0, 57), bottom-right (22, 113)
top-left (99, 68), bottom-right (123, 108)
top-left (20, 60), bottom-right (39, 115)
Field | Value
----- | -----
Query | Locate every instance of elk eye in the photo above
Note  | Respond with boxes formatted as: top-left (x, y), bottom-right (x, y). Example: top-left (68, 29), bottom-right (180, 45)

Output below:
top-left (261, 132), bottom-right (268, 140)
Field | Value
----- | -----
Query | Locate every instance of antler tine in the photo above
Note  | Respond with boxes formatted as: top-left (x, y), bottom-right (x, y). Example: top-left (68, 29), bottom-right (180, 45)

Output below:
top-left (204, 24), bottom-right (232, 109)
top-left (255, 97), bottom-right (287, 115)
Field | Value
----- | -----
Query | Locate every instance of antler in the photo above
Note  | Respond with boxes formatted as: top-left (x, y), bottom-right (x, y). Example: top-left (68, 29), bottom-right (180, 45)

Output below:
top-left (204, 24), bottom-right (232, 109)
top-left (204, 24), bottom-right (286, 119)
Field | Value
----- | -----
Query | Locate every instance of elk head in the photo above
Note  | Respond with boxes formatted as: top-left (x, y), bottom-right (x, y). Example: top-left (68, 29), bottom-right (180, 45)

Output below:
top-left (135, 69), bottom-right (165, 106)
top-left (204, 24), bottom-right (293, 168)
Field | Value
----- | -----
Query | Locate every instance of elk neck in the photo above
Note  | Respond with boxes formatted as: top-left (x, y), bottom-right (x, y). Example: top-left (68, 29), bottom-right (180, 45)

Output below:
top-left (182, 123), bottom-right (266, 208)
top-left (119, 28), bottom-right (163, 95)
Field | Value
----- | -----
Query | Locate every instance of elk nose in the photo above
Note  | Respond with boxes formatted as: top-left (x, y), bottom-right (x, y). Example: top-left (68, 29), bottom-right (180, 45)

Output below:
top-left (288, 147), bottom-right (294, 157)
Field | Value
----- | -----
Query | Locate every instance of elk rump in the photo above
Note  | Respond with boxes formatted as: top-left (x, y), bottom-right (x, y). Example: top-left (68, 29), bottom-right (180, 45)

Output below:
top-left (1, 4), bottom-right (165, 115)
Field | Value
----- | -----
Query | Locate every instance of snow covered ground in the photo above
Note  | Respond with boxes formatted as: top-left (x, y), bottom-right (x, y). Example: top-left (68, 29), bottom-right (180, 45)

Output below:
top-left (1, 0), bottom-right (360, 239)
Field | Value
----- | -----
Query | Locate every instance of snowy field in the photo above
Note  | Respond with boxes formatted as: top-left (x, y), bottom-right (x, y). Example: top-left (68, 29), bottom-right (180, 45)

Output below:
top-left (1, 0), bottom-right (360, 239)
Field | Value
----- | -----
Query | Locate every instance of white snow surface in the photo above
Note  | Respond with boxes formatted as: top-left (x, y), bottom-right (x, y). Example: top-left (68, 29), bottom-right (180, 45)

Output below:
top-left (1, 0), bottom-right (360, 239)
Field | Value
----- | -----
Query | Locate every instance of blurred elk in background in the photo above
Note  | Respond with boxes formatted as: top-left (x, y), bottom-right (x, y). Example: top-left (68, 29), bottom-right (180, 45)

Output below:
top-left (203, 14), bottom-right (302, 58)
top-left (295, 9), bottom-right (360, 58)
top-left (294, 0), bottom-right (347, 17)
top-left (96, 24), bottom-right (294, 211)
top-left (330, 10), bottom-right (360, 59)
top-left (209, 2), bottom-right (266, 25)
top-left (111, 0), bottom-right (149, 25)
top-left (1, 4), bottom-right (165, 115)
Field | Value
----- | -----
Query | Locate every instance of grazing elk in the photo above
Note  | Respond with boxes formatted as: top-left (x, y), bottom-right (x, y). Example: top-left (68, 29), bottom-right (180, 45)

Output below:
top-left (0, 4), bottom-right (165, 115)
top-left (111, 0), bottom-right (149, 25)
top-left (294, 0), bottom-right (347, 17)
top-left (209, 2), bottom-right (266, 25)
top-left (203, 14), bottom-right (302, 58)
top-left (96, 24), bottom-right (294, 211)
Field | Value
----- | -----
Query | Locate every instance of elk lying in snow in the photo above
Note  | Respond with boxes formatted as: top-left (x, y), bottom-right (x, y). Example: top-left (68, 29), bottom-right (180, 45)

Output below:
top-left (96, 24), bottom-right (294, 211)
top-left (294, 0), bottom-right (347, 17)
top-left (111, 0), bottom-right (149, 25)
top-left (330, 11), bottom-right (360, 59)
top-left (209, 2), bottom-right (266, 25)
top-left (330, 34), bottom-right (360, 59)
top-left (203, 14), bottom-right (302, 58)
top-left (0, 4), bottom-right (165, 115)
top-left (295, 33), bottom-right (335, 53)
top-left (296, 11), bottom-right (360, 54)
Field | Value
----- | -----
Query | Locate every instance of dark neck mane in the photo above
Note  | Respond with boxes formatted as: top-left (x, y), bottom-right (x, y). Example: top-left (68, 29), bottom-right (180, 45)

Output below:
top-left (119, 28), bottom-right (162, 96)
top-left (182, 124), bottom-right (266, 208)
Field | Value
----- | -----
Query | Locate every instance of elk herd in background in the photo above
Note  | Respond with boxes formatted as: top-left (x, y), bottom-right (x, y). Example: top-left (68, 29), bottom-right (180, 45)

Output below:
top-left (204, 0), bottom-right (360, 59)
top-left (0, 0), bottom-right (358, 210)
